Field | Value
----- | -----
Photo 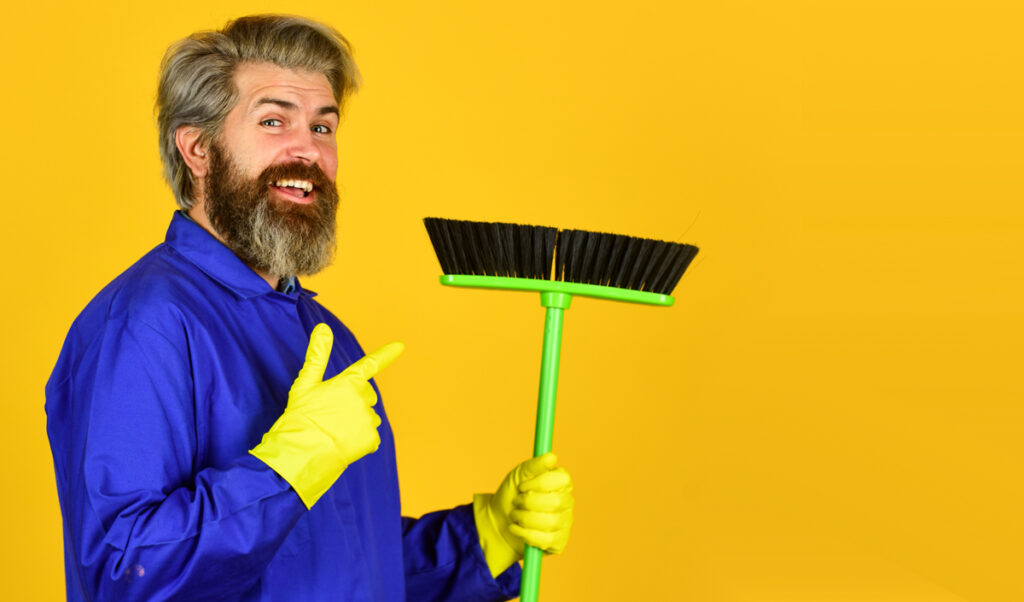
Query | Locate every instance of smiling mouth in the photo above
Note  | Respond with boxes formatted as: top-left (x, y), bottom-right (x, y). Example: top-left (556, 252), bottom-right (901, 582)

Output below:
top-left (269, 178), bottom-right (315, 202)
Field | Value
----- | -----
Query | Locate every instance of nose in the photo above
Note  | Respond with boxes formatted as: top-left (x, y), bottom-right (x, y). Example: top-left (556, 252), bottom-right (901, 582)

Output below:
top-left (286, 127), bottom-right (321, 165)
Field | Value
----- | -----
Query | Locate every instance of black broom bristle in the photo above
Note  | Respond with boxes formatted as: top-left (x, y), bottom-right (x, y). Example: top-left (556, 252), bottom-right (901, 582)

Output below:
top-left (423, 217), bottom-right (699, 295)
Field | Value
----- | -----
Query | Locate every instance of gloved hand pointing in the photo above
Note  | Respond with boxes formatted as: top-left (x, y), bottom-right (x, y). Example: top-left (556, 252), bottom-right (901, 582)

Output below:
top-left (473, 453), bottom-right (574, 577)
top-left (251, 323), bottom-right (403, 509)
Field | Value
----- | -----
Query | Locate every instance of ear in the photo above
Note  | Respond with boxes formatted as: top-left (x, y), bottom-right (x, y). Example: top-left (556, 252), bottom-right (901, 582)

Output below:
top-left (175, 125), bottom-right (210, 179)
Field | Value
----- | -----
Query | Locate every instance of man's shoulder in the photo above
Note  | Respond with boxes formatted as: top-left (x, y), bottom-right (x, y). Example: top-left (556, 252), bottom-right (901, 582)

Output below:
top-left (74, 242), bottom-right (220, 336)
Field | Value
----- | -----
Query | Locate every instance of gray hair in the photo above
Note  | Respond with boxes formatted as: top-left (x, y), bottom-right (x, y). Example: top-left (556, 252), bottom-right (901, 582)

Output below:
top-left (155, 14), bottom-right (360, 209)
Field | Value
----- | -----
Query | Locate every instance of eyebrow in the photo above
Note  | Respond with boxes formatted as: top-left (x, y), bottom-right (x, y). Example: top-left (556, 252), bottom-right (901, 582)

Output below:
top-left (252, 97), bottom-right (339, 118)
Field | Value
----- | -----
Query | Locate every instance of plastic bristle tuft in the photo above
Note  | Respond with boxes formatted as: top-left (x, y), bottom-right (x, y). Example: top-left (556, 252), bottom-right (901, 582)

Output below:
top-left (455, 222), bottom-right (475, 274)
top-left (460, 222), bottom-right (482, 274)
top-left (647, 243), bottom-right (682, 293)
top-left (543, 229), bottom-right (557, 280)
top-left (557, 229), bottom-right (573, 280)
top-left (509, 225), bottom-right (522, 277)
top-left (561, 230), bottom-right (576, 282)
top-left (665, 245), bottom-right (700, 293)
top-left (637, 241), bottom-right (668, 292)
top-left (623, 238), bottom-right (651, 290)
top-left (580, 231), bottom-right (600, 284)
top-left (491, 225), bottom-right (506, 274)
top-left (573, 230), bottom-right (587, 283)
top-left (497, 223), bottom-right (514, 277)
top-left (592, 234), bottom-right (613, 286)
top-left (567, 230), bottom-right (587, 283)
top-left (532, 226), bottom-right (545, 278)
top-left (612, 237), bottom-right (638, 288)
top-left (517, 225), bottom-right (532, 278)
top-left (513, 225), bottom-right (526, 278)
top-left (423, 218), bottom-right (451, 274)
top-left (604, 235), bottom-right (627, 287)
top-left (473, 221), bottom-right (497, 276)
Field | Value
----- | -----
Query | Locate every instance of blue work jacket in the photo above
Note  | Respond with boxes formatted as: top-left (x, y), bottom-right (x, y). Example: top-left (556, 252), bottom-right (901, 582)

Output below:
top-left (45, 212), bottom-right (521, 601)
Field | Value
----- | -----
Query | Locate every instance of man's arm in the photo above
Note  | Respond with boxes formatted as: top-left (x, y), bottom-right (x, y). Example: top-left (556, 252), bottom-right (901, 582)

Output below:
top-left (47, 317), bottom-right (306, 600)
top-left (401, 506), bottom-right (522, 602)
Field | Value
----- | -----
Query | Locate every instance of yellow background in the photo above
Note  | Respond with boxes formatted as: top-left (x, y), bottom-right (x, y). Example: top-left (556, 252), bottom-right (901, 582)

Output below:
top-left (2, 1), bottom-right (1022, 600)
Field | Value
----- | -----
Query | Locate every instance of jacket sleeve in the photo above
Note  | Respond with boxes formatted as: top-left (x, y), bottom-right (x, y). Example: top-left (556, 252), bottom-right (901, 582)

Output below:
top-left (401, 504), bottom-right (521, 601)
top-left (46, 317), bottom-right (306, 600)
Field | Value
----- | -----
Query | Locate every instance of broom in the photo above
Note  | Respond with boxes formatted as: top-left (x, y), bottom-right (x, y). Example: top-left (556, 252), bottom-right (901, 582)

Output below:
top-left (423, 217), bottom-right (699, 602)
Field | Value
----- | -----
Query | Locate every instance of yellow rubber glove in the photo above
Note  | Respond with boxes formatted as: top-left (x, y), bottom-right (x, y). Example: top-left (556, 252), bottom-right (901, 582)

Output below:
top-left (250, 323), bottom-right (403, 509)
top-left (473, 452), bottom-right (574, 577)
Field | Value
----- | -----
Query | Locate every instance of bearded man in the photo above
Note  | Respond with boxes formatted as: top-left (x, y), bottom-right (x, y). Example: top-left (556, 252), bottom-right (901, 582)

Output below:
top-left (45, 15), bottom-right (573, 601)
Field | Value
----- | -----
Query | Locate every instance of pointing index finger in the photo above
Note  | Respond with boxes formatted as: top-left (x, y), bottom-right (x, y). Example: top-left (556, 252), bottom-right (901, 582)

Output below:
top-left (341, 342), bottom-right (405, 381)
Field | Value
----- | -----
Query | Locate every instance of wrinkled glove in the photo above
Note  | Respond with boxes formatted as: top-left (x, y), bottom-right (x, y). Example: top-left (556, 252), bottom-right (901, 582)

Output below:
top-left (473, 452), bottom-right (574, 577)
top-left (251, 323), bottom-right (403, 509)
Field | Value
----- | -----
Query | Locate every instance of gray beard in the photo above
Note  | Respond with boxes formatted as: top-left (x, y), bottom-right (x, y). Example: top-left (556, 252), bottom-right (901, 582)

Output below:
top-left (240, 197), bottom-right (336, 279)
top-left (204, 142), bottom-right (339, 279)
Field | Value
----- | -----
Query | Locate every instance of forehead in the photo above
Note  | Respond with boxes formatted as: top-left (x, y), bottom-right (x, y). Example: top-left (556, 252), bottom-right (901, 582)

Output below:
top-left (232, 62), bottom-right (336, 110)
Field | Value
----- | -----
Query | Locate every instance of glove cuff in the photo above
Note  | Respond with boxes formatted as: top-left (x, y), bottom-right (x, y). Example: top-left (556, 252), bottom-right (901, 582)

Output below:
top-left (251, 412), bottom-right (349, 509)
top-left (473, 493), bottom-right (522, 578)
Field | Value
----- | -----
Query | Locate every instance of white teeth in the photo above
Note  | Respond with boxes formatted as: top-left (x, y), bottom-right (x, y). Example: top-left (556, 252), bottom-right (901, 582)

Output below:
top-left (273, 179), bottom-right (314, 193)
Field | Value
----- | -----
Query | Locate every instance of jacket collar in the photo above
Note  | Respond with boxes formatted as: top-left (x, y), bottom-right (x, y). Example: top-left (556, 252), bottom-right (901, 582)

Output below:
top-left (164, 211), bottom-right (316, 300)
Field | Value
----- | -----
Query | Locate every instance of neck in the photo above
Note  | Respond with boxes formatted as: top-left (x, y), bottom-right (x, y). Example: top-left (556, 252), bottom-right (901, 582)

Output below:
top-left (187, 205), bottom-right (281, 290)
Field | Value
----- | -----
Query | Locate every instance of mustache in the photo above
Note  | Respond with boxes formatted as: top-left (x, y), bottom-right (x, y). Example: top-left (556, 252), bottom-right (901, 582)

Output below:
top-left (257, 161), bottom-right (334, 193)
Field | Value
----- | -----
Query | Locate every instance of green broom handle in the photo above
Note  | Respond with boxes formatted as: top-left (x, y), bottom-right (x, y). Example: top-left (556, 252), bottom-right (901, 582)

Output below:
top-left (522, 291), bottom-right (573, 602)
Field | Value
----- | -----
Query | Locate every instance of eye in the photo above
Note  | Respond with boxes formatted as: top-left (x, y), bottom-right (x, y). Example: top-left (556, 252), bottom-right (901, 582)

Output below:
top-left (312, 124), bottom-right (332, 134)
top-left (260, 118), bottom-right (283, 127)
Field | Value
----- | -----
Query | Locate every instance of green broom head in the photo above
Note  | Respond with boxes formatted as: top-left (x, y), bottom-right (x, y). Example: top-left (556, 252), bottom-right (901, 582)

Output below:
top-left (423, 217), bottom-right (699, 300)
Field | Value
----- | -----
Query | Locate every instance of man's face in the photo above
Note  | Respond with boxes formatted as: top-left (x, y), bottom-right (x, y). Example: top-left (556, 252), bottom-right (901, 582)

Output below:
top-left (202, 62), bottom-right (342, 278)
top-left (219, 61), bottom-right (340, 198)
